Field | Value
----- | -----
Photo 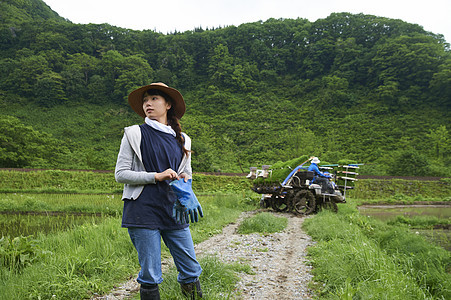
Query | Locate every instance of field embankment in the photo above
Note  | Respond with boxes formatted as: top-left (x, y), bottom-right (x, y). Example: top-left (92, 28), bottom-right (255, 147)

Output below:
top-left (0, 169), bottom-right (252, 195)
top-left (1, 169), bottom-right (449, 198)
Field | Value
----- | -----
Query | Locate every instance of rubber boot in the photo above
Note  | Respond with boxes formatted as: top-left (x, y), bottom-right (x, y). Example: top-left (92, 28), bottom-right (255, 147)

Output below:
top-left (140, 283), bottom-right (160, 300)
top-left (180, 279), bottom-right (202, 299)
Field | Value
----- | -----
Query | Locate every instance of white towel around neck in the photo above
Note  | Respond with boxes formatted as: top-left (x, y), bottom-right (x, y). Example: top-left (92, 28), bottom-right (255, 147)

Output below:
top-left (145, 117), bottom-right (176, 137)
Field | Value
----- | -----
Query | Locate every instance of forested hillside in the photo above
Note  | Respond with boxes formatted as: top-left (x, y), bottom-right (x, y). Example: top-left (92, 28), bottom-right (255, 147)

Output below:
top-left (0, 0), bottom-right (450, 176)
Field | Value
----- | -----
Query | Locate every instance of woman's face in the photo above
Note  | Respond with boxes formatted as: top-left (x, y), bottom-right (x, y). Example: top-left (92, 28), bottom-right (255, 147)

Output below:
top-left (142, 94), bottom-right (171, 124)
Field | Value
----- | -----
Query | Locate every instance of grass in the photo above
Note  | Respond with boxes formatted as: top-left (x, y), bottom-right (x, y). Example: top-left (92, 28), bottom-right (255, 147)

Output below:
top-left (0, 213), bottom-right (105, 237)
top-left (353, 194), bottom-right (450, 206)
top-left (0, 193), bottom-right (258, 299)
top-left (0, 170), bottom-right (252, 195)
top-left (0, 193), bottom-right (123, 215)
top-left (387, 215), bottom-right (451, 229)
top-left (237, 212), bottom-right (288, 235)
top-left (303, 205), bottom-right (451, 299)
top-left (0, 170), bottom-right (123, 194)
top-left (154, 255), bottom-right (247, 299)
top-left (0, 217), bottom-right (137, 299)
top-left (348, 178), bottom-right (450, 200)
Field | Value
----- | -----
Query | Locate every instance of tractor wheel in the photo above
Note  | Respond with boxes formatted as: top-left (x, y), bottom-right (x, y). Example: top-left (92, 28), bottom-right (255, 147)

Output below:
top-left (270, 194), bottom-right (288, 212)
top-left (322, 201), bottom-right (338, 213)
top-left (292, 190), bottom-right (316, 215)
top-left (285, 190), bottom-right (297, 212)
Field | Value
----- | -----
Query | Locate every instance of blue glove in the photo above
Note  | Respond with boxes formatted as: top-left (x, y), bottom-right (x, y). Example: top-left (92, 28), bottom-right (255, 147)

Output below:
top-left (170, 179), bottom-right (203, 224)
top-left (173, 199), bottom-right (190, 224)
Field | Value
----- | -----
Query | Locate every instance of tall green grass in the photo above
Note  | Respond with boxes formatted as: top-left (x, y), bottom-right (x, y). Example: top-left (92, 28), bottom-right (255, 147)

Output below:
top-left (0, 170), bottom-right (252, 195)
top-left (0, 193), bottom-right (257, 299)
top-left (0, 217), bottom-right (136, 299)
top-left (1, 169), bottom-right (449, 299)
top-left (303, 205), bottom-right (451, 299)
top-left (237, 212), bottom-right (288, 235)
top-left (0, 170), bottom-right (123, 194)
top-left (388, 215), bottom-right (451, 229)
top-left (349, 178), bottom-right (450, 200)
top-left (156, 255), bottom-right (250, 299)
top-left (0, 193), bottom-right (123, 215)
top-left (0, 213), bottom-right (105, 237)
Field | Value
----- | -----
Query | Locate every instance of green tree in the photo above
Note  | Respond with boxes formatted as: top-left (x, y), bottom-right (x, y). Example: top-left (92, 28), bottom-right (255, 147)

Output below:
top-left (0, 9), bottom-right (449, 174)
top-left (427, 125), bottom-right (450, 159)
top-left (8, 53), bottom-right (50, 95)
top-left (100, 51), bottom-right (154, 103)
top-left (100, 50), bottom-right (124, 99)
top-left (208, 44), bottom-right (234, 87)
top-left (331, 37), bottom-right (366, 84)
top-left (317, 75), bottom-right (350, 107)
top-left (302, 38), bottom-right (336, 79)
top-left (31, 31), bottom-right (70, 52)
top-left (87, 75), bottom-right (110, 104)
top-left (371, 34), bottom-right (445, 105)
top-left (34, 71), bottom-right (67, 106)
top-left (113, 54), bottom-right (154, 102)
top-left (429, 58), bottom-right (451, 107)
top-left (67, 53), bottom-right (98, 86)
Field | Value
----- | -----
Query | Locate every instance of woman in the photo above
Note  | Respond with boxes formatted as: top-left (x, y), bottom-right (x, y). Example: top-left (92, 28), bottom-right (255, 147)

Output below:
top-left (115, 82), bottom-right (202, 299)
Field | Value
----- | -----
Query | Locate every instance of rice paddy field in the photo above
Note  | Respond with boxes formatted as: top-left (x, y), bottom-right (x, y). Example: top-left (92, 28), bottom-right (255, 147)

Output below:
top-left (0, 170), bottom-right (449, 299)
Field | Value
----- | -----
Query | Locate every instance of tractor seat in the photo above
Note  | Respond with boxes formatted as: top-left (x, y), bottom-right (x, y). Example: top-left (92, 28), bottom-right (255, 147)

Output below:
top-left (292, 171), bottom-right (314, 186)
top-left (297, 171), bottom-right (314, 181)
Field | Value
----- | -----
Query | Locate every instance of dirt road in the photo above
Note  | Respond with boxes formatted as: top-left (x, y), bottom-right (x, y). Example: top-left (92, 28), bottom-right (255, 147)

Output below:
top-left (195, 211), bottom-right (314, 299)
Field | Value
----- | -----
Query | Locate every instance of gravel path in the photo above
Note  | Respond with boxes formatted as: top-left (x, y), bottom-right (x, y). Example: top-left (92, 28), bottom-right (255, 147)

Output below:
top-left (92, 210), bottom-right (314, 299)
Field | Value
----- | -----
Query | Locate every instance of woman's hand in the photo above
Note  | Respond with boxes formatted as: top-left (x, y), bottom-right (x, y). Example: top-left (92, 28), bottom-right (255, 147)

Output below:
top-left (155, 168), bottom-right (179, 181)
top-left (179, 172), bottom-right (190, 182)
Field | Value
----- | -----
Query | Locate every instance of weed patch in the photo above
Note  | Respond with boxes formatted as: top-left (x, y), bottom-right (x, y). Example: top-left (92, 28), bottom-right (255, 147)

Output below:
top-left (159, 255), bottom-right (244, 299)
top-left (237, 212), bottom-right (288, 235)
top-left (303, 209), bottom-right (451, 299)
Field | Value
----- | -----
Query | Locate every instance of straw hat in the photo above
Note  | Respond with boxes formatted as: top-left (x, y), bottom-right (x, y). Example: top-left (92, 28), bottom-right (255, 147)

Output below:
top-left (128, 82), bottom-right (186, 119)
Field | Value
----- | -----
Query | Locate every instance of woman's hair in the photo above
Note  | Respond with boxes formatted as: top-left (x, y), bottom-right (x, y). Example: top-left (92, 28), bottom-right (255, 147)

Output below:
top-left (143, 89), bottom-right (189, 156)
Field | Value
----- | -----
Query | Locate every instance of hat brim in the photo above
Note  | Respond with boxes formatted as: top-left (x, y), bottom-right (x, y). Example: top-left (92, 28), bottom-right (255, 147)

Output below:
top-left (128, 83), bottom-right (186, 119)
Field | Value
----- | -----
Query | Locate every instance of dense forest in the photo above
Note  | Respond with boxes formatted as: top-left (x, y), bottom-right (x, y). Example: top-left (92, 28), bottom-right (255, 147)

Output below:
top-left (0, 0), bottom-right (450, 176)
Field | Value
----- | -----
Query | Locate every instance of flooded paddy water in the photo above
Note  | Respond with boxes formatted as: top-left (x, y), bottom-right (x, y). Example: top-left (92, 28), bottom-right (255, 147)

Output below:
top-left (358, 204), bottom-right (451, 251)
top-left (358, 204), bottom-right (451, 221)
top-left (0, 211), bottom-right (105, 238)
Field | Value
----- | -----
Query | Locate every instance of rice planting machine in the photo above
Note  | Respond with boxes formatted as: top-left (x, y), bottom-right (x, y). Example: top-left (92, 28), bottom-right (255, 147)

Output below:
top-left (247, 159), bottom-right (360, 215)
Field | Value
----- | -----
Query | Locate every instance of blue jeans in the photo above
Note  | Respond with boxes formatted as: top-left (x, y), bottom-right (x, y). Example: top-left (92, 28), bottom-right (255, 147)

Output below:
top-left (128, 227), bottom-right (202, 285)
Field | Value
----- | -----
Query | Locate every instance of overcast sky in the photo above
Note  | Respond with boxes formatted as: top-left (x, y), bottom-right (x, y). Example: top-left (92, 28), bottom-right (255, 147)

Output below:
top-left (42, 0), bottom-right (450, 43)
